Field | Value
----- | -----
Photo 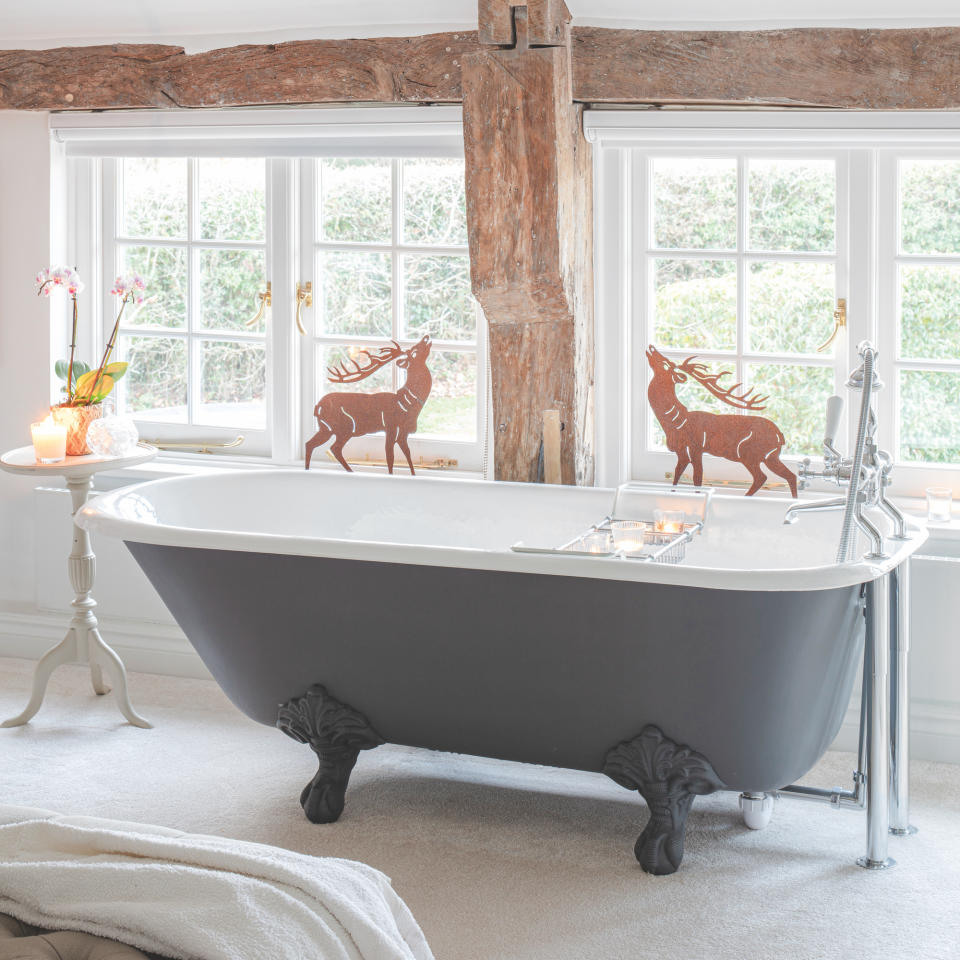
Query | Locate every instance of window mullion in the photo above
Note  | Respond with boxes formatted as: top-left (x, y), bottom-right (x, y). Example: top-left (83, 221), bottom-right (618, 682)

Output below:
top-left (736, 155), bottom-right (747, 392)
top-left (632, 152), bottom-right (649, 480)
top-left (266, 157), bottom-right (297, 462)
top-left (99, 158), bottom-right (118, 407)
top-left (301, 158), bottom-right (319, 456)
top-left (875, 150), bottom-right (900, 465)
top-left (186, 158), bottom-right (198, 427)
top-left (392, 158), bottom-right (402, 393)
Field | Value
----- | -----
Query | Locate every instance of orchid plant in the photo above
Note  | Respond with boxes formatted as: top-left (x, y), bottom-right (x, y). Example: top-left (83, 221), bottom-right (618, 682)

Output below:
top-left (37, 267), bottom-right (146, 406)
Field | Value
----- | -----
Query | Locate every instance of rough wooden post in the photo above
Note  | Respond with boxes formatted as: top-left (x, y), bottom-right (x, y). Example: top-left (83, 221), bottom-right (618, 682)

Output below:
top-left (463, 1), bottom-right (594, 485)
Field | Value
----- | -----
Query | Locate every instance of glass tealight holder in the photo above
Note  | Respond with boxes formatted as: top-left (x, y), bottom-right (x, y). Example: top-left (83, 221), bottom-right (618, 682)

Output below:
top-left (31, 416), bottom-right (67, 464)
top-left (925, 486), bottom-right (953, 523)
top-left (576, 531), bottom-right (614, 555)
top-left (611, 520), bottom-right (647, 555)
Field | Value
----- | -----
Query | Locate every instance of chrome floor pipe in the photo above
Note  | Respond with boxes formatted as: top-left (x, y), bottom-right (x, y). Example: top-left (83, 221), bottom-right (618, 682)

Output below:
top-left (778, 619), bottom-right (869, 812)
top-left (859, 573), bottom-right (894, 869)
top-left (889, 561), bottom-right (916, 836)
top-left (777, 782), bottom-right (864, 809)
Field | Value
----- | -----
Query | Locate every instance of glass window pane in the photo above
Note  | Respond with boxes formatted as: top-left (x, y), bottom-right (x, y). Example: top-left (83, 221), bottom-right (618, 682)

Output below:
top-left (748, 158), bottom-right (835, 253)
top-left (199, 340), bottom-right (266, 429)
top-left (119, 245), bottom-right (186, 329)
top-left (403, 254), bottom-right (474, 341)
top-left (118, 335), bottom-right (187, 423)
top-left (652, 158), bottom-right (736, 251)
top-left (652, 258), bottom-right (736, 352)
top-left (747, 261), bottom-right (835, 355)
top-left (200, 248), bottom-right (267, 333)
top-left (120, 158), bottom-right (187, 239)
top-left (650, 357), bottom-right (734, 452)
top-left (318, 344), bottom-right (395, 397)
top-left (416, 351), bottom-right (477, 441)
top-left (901, 159), bottom-right (960, 255)
top-left (900, 369), bottom-right (960, 463)
top-left (198, 158), bottom-right (265, 243)
top-left (744, 362), bottom-right (833, 457)
top-left (318, 250), bottom-right (392, 338)
top-left (402, 159), bottom-right (468, 246)
top-left (900, 264), bottom-right (960, 361)
top-left (320, 159), bottom-right (392, 244)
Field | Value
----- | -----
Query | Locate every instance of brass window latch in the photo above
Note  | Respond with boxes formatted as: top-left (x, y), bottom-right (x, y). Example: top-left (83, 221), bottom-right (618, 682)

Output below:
top-left (817, 298), bottom-right (847, 353)
top-left (246, 281), bottom-right (271, 327)
top-left (295, 281), bottom-right (312, 335)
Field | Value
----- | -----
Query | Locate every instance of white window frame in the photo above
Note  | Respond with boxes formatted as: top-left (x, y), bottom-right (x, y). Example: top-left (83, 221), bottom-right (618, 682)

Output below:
top-left (298, 156), bottom-right (483, 470)
top-left (587, 109), bottom-right (960, 498)
top-left (53, 107), bottom-right (487, 473)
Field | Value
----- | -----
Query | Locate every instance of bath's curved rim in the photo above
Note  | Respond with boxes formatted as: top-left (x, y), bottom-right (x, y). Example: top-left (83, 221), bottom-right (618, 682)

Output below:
top-left (78, 469), bottom-right (928, 592)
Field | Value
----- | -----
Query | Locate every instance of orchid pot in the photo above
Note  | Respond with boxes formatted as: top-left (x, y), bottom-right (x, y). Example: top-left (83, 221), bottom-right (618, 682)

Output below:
top-left (51, 402), bottom-right (104, 456)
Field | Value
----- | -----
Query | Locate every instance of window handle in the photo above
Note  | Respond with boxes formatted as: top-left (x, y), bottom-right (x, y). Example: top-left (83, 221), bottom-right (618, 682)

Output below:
top-left (246, 282), bottom-right (271, 327)
top-left (295, 281), bottom-right (312, 336)
top-left (816, 298), bottom-right (847, 353)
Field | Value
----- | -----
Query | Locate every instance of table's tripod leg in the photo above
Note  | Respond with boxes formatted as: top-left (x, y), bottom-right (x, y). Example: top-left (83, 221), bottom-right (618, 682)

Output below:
top-left (89, 658), bottom-right (111, 696)
top-left (89, 629), bottom-right (151, 729)
top-left (1, 629), bottom-right (79, 727)
top-left (87, 631), bottom-right (110, 696)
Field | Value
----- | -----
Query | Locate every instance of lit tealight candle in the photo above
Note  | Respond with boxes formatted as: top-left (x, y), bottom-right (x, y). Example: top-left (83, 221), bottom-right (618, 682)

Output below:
top-left (654, 509), bottom-right (685, 534)
top-left (31, 414), bottom-right (67, 464)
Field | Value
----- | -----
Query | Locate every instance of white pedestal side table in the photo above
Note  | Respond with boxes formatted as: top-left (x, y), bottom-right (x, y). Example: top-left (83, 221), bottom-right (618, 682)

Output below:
top-left (0, 443), bottom-right (157, 728)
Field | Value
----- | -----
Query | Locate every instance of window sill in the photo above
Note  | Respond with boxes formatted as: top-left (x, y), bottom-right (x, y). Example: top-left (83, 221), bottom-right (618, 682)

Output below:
top-left (893, 496), bottom-right (960, 543)
top-left (97, 451), bottom-right (484, 487)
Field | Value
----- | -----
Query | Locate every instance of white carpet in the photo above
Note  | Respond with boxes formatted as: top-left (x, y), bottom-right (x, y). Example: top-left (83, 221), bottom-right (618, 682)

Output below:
top-left (1, 655), bottom-right (958, 960)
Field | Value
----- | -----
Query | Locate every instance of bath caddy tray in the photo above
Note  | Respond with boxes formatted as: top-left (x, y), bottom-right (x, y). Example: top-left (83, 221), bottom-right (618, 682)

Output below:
top-left (511, 484), bottom-right (709, 565)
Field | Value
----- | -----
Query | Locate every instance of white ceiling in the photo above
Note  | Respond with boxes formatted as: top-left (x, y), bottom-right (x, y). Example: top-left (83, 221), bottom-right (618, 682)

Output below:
top-left (2, 0), bottom-right (959, 49)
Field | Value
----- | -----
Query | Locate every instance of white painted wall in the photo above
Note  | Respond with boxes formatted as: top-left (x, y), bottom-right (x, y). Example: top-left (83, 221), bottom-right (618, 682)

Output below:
top-left (0, 113), bottom-right (54, 616)
top-left (2, 1), bottom-right (959, 50)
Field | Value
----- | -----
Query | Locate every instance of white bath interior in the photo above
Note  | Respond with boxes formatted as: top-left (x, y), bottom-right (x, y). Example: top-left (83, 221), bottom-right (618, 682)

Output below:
top-left (79, 470), bottom-right (926, 591)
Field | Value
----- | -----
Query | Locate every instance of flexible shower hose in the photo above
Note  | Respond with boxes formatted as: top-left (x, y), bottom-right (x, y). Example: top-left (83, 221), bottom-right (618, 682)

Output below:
top-left (836, 345), bottom-right (876, 564)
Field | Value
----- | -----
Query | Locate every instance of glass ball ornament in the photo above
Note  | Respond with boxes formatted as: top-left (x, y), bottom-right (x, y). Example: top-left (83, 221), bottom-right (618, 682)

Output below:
top-left (85, 415), bottom-right (140, 458)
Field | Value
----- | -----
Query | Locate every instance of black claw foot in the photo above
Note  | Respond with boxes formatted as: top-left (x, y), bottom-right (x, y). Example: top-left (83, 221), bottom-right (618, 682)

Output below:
top-left (604, 725), bottom-right (724, 875)
top-left (277, 684), bottom-right (384, 823)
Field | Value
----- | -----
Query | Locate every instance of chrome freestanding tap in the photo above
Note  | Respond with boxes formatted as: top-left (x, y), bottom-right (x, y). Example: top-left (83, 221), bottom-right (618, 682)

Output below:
top-left (776, 341), bottom-right (917, 869)
top-left (783, 340), bottom-right (907, 561)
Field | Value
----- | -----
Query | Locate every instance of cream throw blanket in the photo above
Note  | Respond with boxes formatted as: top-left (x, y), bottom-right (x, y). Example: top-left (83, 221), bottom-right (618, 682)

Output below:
top-left (0, 806), bottom-right (434, 960)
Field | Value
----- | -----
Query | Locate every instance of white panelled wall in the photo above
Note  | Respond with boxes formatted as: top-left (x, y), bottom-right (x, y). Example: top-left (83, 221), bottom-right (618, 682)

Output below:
top-left (0, 111), bottom-right (958, 761)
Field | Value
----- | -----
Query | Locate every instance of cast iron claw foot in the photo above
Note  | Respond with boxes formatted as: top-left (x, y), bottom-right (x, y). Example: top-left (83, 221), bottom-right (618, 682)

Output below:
top-left (277, 684), bottom-right (384, 823)
top-left (603, 725), bottom-right (725, 875)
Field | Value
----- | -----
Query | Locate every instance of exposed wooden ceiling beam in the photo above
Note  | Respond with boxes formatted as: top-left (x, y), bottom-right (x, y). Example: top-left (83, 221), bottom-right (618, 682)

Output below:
top-left (572, 26), bottom-right (960, 109)
top-left (478, 0), bottom-right (571, 47)
top-left (4, 26), bottom-right (960, 111)
top-left (0, 34), bottom-right (475, 110)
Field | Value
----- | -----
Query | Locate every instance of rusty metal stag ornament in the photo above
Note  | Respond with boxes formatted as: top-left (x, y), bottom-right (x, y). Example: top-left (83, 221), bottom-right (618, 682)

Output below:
top-left (305, 335), bottom-right (432, 473)
top-left (646, 344), bottom-right (797, 497)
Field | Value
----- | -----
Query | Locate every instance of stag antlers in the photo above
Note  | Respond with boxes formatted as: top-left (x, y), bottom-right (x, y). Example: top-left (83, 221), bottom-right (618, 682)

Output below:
top-left (677, 358), bottom-right (768, 411)
top-left (327, 341), bottom-right (405, 384)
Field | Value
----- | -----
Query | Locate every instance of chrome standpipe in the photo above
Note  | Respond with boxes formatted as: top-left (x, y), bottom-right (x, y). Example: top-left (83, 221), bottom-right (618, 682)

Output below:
top-left (889, 561), bottom-right (917, 836)
top-left (859, 573), bottom-right (894, 869)
top-left (786, 341), bottom-right (908, 560)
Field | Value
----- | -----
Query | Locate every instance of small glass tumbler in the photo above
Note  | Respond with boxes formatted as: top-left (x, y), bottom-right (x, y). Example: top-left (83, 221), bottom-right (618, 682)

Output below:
top-left (576, 531), bottom-right (614, 554)
top-left (611, 520), bottom-right (647, 554)
top-left (31, 417), bottom-right (67, 464)
top-left (926, 486), bottom-right (953, 523)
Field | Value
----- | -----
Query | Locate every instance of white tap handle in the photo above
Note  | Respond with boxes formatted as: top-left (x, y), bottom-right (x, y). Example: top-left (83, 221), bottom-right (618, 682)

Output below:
top-left (824, 395), bottom-right (844, 446)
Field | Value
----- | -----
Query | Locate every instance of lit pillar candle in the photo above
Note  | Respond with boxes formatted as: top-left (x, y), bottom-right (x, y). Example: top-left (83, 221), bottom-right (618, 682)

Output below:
top-left (31, 414), bottom-right (68, 464)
